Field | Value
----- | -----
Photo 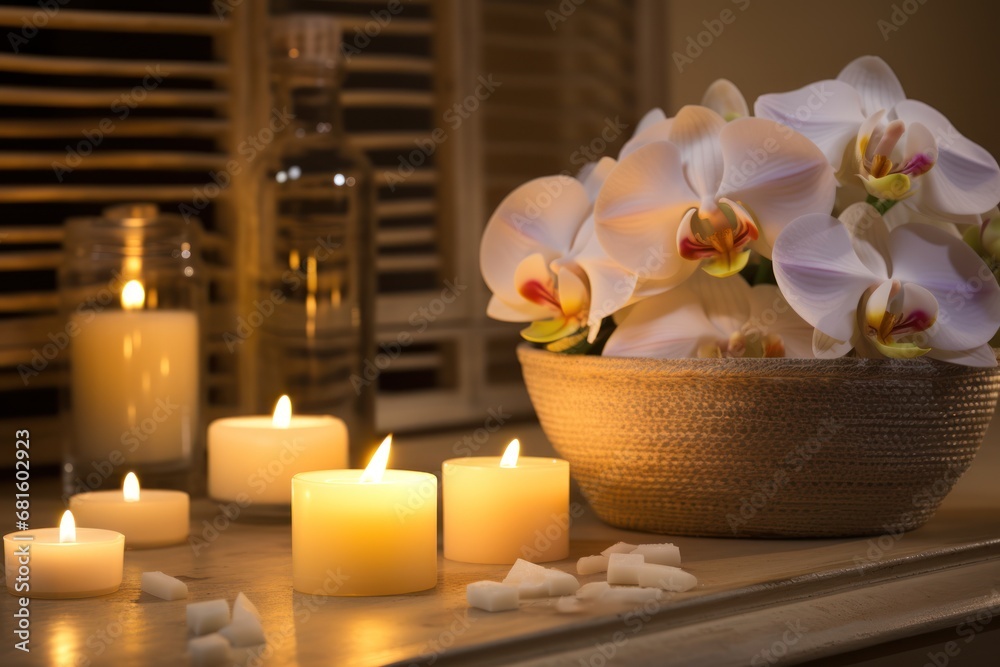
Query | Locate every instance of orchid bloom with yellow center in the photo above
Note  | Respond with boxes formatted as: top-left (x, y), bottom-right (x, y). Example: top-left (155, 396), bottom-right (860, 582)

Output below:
top-left (603, 271), bottom-right (814, 360)
top-left (593, 104), bottom-right (836, 293)
top-left (479, 159), bottom-right (637, 348)
top-left (772, 203), bottom-right (1000, 367)
top-left (755, 56), bottom-right (1000, 229)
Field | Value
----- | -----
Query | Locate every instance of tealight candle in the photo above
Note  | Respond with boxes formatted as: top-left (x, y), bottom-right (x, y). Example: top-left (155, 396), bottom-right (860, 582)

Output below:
top-left (69, 472), bottom-right (189, 548)
top-left (443, 440), bottom-right (570, 564)
top-left (292, 436), bottom-right (437, 596)
top-left (208, 395), bottom-right (348, 506)
top-left (3, 511), bottom-right (124, 599)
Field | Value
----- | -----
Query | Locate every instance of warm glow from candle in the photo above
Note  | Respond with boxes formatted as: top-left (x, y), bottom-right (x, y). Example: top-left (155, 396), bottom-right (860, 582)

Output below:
top-left (121, 280), bottom-right (145, 310)
top-left (500, 439), bottom-right (520, 468)
top-left (273, 395), bottom-right (292, 429)
top-left (123, 472), bottom-right (140, 502)
top-left (59, 510), bottom-right (76, 543)
top-left (360, 435), bottom-right (392, 484)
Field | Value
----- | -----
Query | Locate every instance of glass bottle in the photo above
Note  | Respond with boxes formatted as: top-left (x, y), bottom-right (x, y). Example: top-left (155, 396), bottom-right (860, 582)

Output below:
top-left (59, 203), bottom-right (205, 497)
top-left (257, 14), bottom-right (376, 464)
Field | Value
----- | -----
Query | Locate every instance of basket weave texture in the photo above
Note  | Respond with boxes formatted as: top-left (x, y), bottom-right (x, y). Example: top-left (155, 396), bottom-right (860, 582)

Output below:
top-left (517, 345), bottom-right (1000, 538)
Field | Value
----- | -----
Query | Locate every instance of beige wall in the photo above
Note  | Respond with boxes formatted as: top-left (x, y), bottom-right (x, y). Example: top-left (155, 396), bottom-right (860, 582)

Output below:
top-left (661, 0), bottom-right (1000, 158)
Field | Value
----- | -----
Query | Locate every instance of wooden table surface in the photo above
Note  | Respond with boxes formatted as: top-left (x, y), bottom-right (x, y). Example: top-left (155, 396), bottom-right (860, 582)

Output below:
top-left (3, 422), bottom-right (1000, 667)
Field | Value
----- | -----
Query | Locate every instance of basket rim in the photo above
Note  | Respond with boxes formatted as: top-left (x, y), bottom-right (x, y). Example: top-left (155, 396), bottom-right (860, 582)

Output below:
top-left (516, 343), bottom-right (1000, 380)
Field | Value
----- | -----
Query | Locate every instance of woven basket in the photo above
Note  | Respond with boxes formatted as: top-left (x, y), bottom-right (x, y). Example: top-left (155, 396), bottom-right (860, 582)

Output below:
top-left (518, 345), bottom-right (1000, 538)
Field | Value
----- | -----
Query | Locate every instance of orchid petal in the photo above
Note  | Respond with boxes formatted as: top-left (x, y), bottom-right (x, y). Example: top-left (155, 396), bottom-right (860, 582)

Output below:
top-left (888, 223), bottom-right (1000, 350)
top-left (836, 56), bottom-right (906, 116)
top-left (883, 204), bottom-right (967, 236)
top-left (557, 267), bottom-right (588, 319)
top-left (812, 329), bottom-right (854, 359)
top-left (667, 105), bottom-right (727, 202)
top-left (486, 295), bottom-right (553, 322)
top-left (900, 122), bottom-right (937, 176)
top-left (515, 253), bottom-right (560, 310)
top-left (702, 79), bottom-right (749, 121)
top-left (747, 284), bottom-right (815, 358)
top-left (701, 248), bottom-right (752, 277)
top-left (855, 109), bottom-right (888, 168)
top-left (771, 213), bottom-right (878, 341)
top-left (602, 279), bottom-right (722, 359)
top-left (982, 215), bottom-right (1000, 257)
top-left (894, 100), bottom-right (1000, 216)
top-left (926, 344), bottom-right (998, 368)
top-left (579, 157), bottom-right (617, 202)
top-left (480, 176), bottom-right (590, 306)
top-left (860, 173), bottom-right (912, 201)
top-left (753, 80), bottom-right (865, 170)
top-left (689, 273), bottom-right (751, 337)
top-left (594, 141), bottom-right (699, 285)
top-left (837, 202), bottom-right (891, 277)
top-left (569, 220), bottom-right (637, 338)
top-left (619, 113), bottom-right (673, 159)
top-left (717, 118), bottom-right (837, 256)
top-left (871, 337), bottom-right (931, 359)
top-left (521, 317), bottom-right (580, 344)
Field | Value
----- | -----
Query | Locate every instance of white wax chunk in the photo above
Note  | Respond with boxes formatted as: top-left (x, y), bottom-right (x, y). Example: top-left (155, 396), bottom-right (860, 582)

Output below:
top-left (544, 569), bottom-right (580, 596)
top-left (606, 553), bottom-right (645, 585)
top-left (636, 563), bottom-right (698, 592)
top-left (466, 581), bottom-right (519, 612)
top-left (188, 633), bottom-right (231, 667)
top-left (576, 581), bottom-right (611, 600)
top-left (219, 593), bottom-right (265, 647)
top-left (141, 571), bottom-right (188, 601)
top-left (233, 592), bottom-right (261, 622)
top-left (632, 543), bottom-right (682, 567)
top-left (576, 555), bottom-right (610, 575)
top-left (555, 596), bottom-right (585, 613)
top-left (601, 542), bottom-right (638, 556)
top-left (502, 558), bottom-right (548, 584)
top-left (187, 599), bottom-right (231, 636)
top-left (601, 586), bottom-right (664, 604)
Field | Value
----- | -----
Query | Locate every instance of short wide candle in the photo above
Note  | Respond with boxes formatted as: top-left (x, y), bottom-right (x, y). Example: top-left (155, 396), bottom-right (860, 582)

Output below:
top-left (69, 472), bottom-right (189, 548)
top-left (209, 395), bottom-right (348, 506)
top-left (292, 436), bottom-right (437, 596)
top-left (3, 511), bottom-right (124, 599)
top-left (444, 440), bottom-right (570, 564)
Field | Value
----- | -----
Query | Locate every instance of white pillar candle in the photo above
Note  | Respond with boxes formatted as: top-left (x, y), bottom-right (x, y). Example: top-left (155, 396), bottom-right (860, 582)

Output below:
top-left (292, 436), bottom-right (437, 596)
top-left (3, 511), bottom-right (124, 599)
top-left (69, 472), bottom-right (189, 548)
top-left (443, 440), bottom-right (570, 564)
top-left (208, 395), bottom-right (348, 505)
top-left (71, 280), bottom-right (198, 466)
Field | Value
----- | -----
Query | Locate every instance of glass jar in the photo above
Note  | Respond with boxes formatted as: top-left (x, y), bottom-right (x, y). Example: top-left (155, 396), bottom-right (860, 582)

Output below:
top-left (256, 14), bottom-right (376, 463)
top-left (59, 204), bottom-right (205, 496)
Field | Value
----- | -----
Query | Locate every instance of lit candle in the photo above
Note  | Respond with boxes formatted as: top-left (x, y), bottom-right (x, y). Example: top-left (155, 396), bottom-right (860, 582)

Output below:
top-left (292, 436), bottom-right (437, 596)
top-left (443, 439), bottom-right (570, 564)
top-left (69, 472), bottom-right (189, 548)
top-left (3, 511), bottom-right (124, 599)
top-left (208, 395), bottom-right (348, 506)
top-left (70, 280), bottom-right (199, 467)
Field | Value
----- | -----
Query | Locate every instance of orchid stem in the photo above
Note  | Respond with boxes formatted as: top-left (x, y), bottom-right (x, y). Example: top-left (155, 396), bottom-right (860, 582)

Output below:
top-left (866, 195), bottom-right (898, 216)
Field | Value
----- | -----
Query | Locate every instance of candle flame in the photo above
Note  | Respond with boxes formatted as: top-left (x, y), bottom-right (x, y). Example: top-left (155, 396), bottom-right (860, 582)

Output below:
top-left (123, 472), bottom-right (140, 502)
top-left (121, 280), bottom-right (145, 310)
top-left (273, 395), bottom-right (292, 429)
top-left (500, 439), bottom-right (520, 468)
top-left (360, 435), bottom-right (392, 484)
top-left (60, 510), bottom-right (76, 543)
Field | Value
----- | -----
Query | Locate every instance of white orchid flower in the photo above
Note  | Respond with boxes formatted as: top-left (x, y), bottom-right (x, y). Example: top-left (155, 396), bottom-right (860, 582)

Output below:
top-left (480, 158), bottom-right (637, 347)
top-left (593, 105), bottom-right (836, 290)
top-left (603, 271), bottom-right (814, 359)
top-left (772, 203), bottom-right (1000, 367)
top-left (754, 55), bottom-right (1000, 228)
